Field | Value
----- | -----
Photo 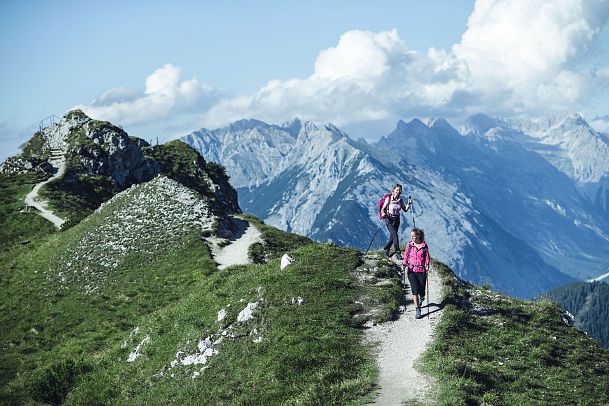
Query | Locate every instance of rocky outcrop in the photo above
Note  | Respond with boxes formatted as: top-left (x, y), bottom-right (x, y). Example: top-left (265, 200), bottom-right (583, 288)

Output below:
top-left (1, 110), bottom-right (159, 188)
top-left (3, 109), bottom-right (240, 224)
top-left (60, 110), bottom-right (159, 188)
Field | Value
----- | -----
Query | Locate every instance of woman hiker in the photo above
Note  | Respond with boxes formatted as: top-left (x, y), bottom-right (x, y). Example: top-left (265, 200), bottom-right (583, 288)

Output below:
top-left (380, 183), bottom-right (412, 260)
top-left (402, 228), bottom-right (431, 319)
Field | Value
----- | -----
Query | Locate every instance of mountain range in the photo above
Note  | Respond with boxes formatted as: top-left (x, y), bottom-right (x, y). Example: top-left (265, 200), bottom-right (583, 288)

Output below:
top-left (183, 113), bottom-right (609, 298)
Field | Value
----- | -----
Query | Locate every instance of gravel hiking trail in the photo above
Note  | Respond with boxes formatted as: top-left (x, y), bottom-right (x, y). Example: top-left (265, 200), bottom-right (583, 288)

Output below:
top-left (24, 159), bottom-right (66, 229)
top-left (213, 217), bottom-right (262, 270)
top-left (365, 260), bottom-right (444, 405)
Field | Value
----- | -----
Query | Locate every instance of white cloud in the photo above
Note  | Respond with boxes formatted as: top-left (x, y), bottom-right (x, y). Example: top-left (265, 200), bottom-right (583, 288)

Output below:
top-left (453, 0), bottom-right (609, 111)
top-left (77, 64), bottom-right (218, 126)
top-left (76, 1), bottom-right (609, 134)
top-left (313, 29), bottom-right (402, 84)
top-left (202, 0), bottom-right (609, 129)
top-left (202, 29), bottom-right (450, 127)
top-left (91, 87), bottom-right (140, 106)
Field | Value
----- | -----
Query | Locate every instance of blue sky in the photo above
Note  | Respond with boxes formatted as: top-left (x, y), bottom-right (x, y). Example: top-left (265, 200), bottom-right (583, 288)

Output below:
top-left (1, 0), bottom-right (608, 160)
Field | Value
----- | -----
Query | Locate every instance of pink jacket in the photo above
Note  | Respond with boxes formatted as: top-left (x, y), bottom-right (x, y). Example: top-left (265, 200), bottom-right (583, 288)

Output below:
top-left (403, 241), bottom-right (430, 272)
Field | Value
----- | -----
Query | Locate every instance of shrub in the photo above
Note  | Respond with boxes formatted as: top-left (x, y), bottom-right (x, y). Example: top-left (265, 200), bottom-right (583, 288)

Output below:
top-left (248, 242), bottom-right (266, 264)
top-left (32, 359), bottom-right (91, 405)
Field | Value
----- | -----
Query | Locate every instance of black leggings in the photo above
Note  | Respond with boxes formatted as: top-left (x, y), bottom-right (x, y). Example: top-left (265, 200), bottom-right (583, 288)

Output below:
top-left (383, 216), bottom-right (400, 253)
top-left (407, 271), bottom-right (427, 295)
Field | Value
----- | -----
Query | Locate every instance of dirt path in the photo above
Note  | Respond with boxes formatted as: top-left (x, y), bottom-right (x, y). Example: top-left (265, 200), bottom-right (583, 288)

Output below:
top-left (365, 263), bottom-right (444, 405)
top-left (24, 160), bottom-right (66, 229)
top-left (212, 217), bottom-right (262, 270)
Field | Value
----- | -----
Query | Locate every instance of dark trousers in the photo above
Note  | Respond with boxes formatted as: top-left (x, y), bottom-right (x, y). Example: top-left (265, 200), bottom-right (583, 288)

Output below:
top-left (407, 271), bottom-right (427, 295)
top-left (383, 216), bottom-right (400, 253)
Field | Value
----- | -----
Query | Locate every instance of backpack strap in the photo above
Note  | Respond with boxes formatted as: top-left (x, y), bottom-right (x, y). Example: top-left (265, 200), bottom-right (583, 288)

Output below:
top-left (421, 245), bottom-right (428, 269)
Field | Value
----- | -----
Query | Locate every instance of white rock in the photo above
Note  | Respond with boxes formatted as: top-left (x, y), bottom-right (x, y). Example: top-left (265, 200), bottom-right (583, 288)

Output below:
top-left (127, 335), bottom-right (150, 362)
top-left (237, 302), bottom-right (258, 323)
top-left (197, 338), bottom-right (212, 352)
top-left (291, 297), bottom-right (305, 305)
top-left (280, 254), bottom-right (294, 270)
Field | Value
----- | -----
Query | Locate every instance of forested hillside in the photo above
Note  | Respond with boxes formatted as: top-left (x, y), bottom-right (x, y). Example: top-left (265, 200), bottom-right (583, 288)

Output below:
top-left (546, 281), bottom-right (609, 348)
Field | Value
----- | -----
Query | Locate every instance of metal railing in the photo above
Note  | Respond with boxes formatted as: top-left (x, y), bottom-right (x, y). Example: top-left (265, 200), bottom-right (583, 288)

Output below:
top-left (39, 115), bottom-right (61, 132)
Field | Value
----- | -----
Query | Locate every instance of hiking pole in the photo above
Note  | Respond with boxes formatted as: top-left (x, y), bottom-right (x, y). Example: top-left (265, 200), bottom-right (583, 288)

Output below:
top-left (426, 265), bottom-right (430, 318)
top-left (408, 196), bottom-right (417, 228)
top-left (409, 196), bottom-right (416, 228)
top-left (364, 223), bottom-right (381, 255)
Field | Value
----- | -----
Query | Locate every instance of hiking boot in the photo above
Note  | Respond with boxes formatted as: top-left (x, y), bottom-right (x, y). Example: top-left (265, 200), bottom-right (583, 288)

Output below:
top-left (384, 249), bottom-right (391, 257)
top-left (415, 307), bottom-right (422, 319)
top-left (395, 252), bottom-right (403, 261)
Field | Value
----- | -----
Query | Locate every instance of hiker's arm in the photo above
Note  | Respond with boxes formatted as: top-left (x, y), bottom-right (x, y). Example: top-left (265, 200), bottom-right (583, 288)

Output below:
top-left (402, 196), bottom-right (413, 212)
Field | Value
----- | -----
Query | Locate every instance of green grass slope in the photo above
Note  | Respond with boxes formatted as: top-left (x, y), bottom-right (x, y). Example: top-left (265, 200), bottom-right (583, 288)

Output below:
top-left (420, 262), bottom-right (609, 405)
top-left (0, 177), bottom-right (402, 405)
top-left (0, 173), bottom-right (56, 251)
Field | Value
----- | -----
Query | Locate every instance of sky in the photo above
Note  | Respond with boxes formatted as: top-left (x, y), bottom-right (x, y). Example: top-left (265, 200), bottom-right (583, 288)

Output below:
top-left (1, 0), bottom-right (609, 161)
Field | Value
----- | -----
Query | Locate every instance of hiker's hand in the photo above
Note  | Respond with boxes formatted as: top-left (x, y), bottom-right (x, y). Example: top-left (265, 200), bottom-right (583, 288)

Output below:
top-left (407, 197), bottom-right (413, 205)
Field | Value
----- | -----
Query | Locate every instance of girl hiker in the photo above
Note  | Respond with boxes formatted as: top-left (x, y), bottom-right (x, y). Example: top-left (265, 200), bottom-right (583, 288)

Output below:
top-left (402, 228), bottom-right (430, 319)
top-left (380, 183), bottom-right (412, 260)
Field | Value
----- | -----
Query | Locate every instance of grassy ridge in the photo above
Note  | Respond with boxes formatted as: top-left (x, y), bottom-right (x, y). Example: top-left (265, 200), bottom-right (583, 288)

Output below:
top-left (65, 243), bottom-right (380, 405)
top-left (421, 261), bottom-right (609, 405)
top-left (1, 188), bottom-right (402, 405)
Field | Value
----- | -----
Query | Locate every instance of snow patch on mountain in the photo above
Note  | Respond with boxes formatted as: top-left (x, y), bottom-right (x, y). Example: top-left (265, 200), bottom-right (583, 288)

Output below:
top-left (543, 199), bottom-right (567, 216)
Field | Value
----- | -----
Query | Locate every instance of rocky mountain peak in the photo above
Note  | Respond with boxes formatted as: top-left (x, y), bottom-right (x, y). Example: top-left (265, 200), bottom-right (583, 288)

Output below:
top-left (387, 119), bottom-right (431, 141)
top-left (558, 113), bottom-right (589, 132)
top-left (429, 117), bottom-right (454, 131)
top-left (403, 118), bottom-right (429, 133)
top-left (280, 117), bottom-right (302, 136)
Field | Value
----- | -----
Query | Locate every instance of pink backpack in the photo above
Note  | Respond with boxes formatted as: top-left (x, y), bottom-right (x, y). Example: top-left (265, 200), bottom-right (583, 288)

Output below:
top-left (377, 193), bottom-right (391, 219)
